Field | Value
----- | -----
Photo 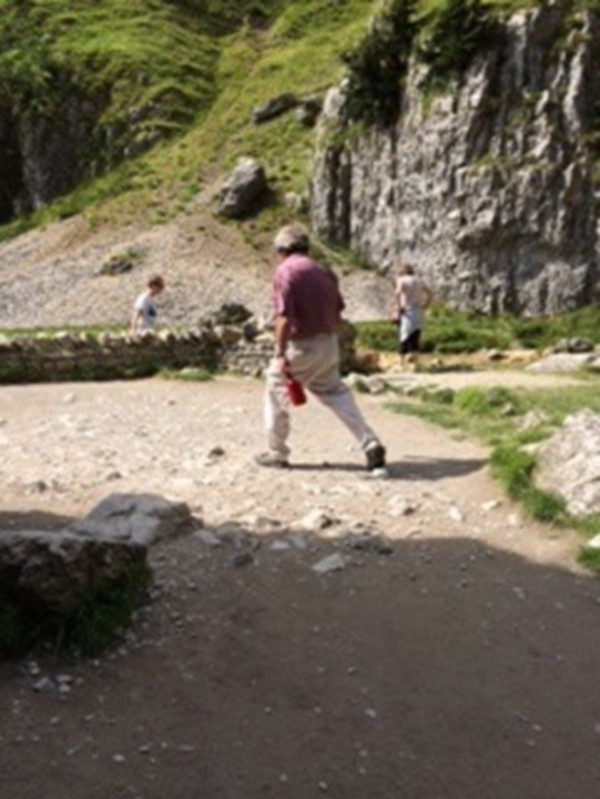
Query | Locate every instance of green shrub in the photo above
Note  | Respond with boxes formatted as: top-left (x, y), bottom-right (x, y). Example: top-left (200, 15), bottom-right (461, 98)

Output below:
top-left (417, 0), bottom-right (497, 86)
top-left (342, 0), bottom-right (418, 126)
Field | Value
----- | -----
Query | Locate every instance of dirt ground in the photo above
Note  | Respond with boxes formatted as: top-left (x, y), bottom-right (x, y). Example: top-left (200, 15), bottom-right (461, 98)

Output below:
top-left (1, 373), bottom-right (599, 799)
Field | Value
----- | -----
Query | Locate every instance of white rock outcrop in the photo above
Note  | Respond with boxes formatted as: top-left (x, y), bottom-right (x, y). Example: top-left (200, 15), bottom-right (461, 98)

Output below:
top-left (535, 410), bottom-right (600, 515)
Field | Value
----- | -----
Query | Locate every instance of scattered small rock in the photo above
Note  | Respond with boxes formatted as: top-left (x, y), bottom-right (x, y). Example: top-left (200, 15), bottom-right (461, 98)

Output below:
top-left (311, 553), bottom-right (345, 574)
top-left (233, 551), bottom-right (254, 568)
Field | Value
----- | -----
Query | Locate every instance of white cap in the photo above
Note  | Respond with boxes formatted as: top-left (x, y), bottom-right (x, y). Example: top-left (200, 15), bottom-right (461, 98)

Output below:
top-left (273, 224), bottom-right (310, 253)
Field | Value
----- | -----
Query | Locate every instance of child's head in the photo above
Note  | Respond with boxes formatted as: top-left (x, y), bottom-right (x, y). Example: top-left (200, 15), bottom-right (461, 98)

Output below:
top-left (148, 275), bottom-right (165, 294)
top-left (397, 262), bottom-right (414, 276)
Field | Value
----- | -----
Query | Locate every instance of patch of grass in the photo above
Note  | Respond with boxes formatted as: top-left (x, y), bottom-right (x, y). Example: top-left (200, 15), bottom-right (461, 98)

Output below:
top-left (578, 546), bottom-right (600, 571)
top-left (489, 444), bottom-right (569, 523)
top-left (355, 320), bottom-right (399, 353)
top-left (58, 562), bottom-right (152, 656)
top-left (356, 304), bottom-right (600, 356)
top-left (389, 380), bottom-right (600, 571)
top-left (453, 385), bottom-right (522, 416)
top-left (0, 562), bottom-right (151, 657)
top-left (159, 367), bottom-right (214, 382)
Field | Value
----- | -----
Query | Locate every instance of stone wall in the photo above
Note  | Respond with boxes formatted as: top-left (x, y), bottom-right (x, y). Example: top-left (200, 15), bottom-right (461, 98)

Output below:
top-left (0, 323), bottom-right (360, 384)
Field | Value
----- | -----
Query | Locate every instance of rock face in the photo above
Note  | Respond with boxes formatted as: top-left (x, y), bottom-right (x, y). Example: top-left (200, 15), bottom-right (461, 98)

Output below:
top-left (535, 410), bottom-right (600, 515)
top-left (0, 84), bottom-right (119, 219)
top-left (311, 6), bottom-right (600, 315)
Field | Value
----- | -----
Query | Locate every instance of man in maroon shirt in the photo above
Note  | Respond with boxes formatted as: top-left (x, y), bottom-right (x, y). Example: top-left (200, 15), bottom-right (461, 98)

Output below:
top-left (255, 225), bottom-right (387, 472)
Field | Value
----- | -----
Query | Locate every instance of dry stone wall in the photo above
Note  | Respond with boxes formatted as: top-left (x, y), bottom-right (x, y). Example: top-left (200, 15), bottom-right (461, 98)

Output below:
top-left (0, 323), bottom-right (360, 384)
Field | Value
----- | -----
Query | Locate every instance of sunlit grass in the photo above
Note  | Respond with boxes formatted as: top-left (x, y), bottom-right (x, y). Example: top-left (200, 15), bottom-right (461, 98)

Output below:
top-left (389, 381), bottom-right (600, 571)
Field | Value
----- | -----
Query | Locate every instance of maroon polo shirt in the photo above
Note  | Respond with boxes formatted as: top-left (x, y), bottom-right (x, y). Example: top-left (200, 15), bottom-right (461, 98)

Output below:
top-left (272, 254), bottom-right (344, 339)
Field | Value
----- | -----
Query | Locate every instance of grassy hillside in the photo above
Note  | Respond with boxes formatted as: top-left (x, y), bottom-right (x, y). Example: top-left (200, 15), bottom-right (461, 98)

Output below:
top-left (0, 0), bottom-right (377, 238)
top-left (0, 0), bottom-right (597, 241)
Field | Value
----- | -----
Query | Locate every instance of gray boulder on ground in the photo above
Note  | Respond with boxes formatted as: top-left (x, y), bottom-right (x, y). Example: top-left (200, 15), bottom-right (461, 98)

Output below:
top-left (526, 353), bottom-right (596, 373)
top-left (0, 530), bottom-right (147, 617)
top-left (535, 410), bottom-right (600, 515)
top-left (219, 157), bottom-right (268, 218)
top-left (553, 337), bottom-right (595, 354)
top-left (68, 493), bottom-right (196, 547)
top-left (251, 93), bottom-right (297, 124)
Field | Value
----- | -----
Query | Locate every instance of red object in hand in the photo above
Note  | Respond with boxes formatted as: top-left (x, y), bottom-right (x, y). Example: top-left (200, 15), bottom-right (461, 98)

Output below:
top-left (284, 366), bottom-right (307, 406)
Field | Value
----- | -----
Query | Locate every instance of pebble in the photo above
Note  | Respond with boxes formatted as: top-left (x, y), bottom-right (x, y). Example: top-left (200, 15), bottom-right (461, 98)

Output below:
top-left (311, 553), bottom-right (345, 574)
top-left (482, 500), bottom-right (501, 512)
top-left (298, 508), bottom-right (337, 531)
top-left (448, 506), bottom-right (464, 522)
top-left (33, 677), bottom-right (54, 693)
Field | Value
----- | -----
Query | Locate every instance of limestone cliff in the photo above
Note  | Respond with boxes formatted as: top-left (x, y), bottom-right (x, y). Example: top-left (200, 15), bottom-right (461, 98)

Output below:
top-left (311, 4), bottom-right (600, 315)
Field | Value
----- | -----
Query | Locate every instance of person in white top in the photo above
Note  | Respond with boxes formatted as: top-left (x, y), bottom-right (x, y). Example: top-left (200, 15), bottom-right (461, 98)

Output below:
top-left (393, 263), bottom-right (432, 368)
top-left (130, 274), bottom-right (165, 336)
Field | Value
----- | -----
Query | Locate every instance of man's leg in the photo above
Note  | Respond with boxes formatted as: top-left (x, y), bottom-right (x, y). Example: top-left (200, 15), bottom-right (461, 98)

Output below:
top-left (294, 336), bottom-right (386, 470)
top-left (258, 359), bottom-right (291, 465)
top-left (315, 383), bottom-right (377, 445)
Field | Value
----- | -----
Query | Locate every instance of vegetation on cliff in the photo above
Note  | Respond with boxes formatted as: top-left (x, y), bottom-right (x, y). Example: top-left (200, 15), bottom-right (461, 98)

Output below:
top-left (0, 0), bottom-right (598, 239)
top-left (0, 0), bottom-right (376, 235)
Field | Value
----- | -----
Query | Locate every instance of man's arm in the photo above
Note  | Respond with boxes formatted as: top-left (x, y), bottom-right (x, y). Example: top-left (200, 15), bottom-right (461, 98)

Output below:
top-left (274, 315), bottom-right (291, 360)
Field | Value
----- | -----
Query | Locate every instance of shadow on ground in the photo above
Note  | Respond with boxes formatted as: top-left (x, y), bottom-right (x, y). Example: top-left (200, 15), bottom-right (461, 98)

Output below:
top-left (288, 457), bottom-right (486, 480)
top-left (0, 510), bottom-right (75, 532)
top-left (0, 525), bottom-right (598, 799)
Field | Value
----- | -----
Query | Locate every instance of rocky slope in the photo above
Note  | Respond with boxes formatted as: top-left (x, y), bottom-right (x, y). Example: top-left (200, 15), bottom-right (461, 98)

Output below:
top-left (0, 210), bottom-right (393, 329)
top-left (312, 3), bottom-right (600, 315)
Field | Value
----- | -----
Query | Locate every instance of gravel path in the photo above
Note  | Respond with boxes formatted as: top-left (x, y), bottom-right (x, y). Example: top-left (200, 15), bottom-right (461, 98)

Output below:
top-left (1, 375), bottom-right (599, 799)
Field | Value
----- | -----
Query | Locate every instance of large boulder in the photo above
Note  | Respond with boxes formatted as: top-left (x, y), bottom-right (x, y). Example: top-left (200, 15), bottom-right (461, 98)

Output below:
top-left (68, 493), bottom-right (195, 547)
top-left (219, 157), bottom-right (268, 218)
top-left (535, 410), bottom-right (600, 515)
top-left (251, 93), bottom-right (297, 124)
top-left (0, 493), bottom-right (195, 652)
top-left (0, 530), bottom-right (147, 618)
top-left (526, 353), bottom-right (596, 373)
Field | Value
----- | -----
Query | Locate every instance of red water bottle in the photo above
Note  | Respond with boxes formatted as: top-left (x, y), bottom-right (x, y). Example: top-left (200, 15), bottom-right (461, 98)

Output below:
top-left (284, 364), bottom-right (307, 406)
